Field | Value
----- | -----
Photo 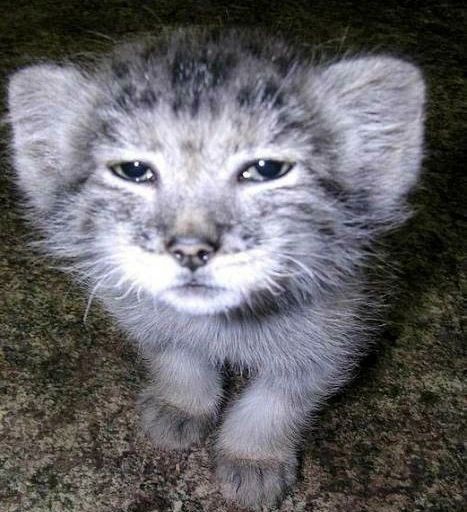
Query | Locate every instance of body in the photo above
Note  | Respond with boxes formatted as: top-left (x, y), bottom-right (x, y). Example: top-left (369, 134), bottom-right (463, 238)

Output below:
top-left (7, 28), bottom-right (425, 508)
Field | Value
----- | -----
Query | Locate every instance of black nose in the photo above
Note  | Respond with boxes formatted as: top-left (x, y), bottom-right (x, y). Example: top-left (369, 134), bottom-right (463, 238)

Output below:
top-left (167, 236), bottom-right (217, 271)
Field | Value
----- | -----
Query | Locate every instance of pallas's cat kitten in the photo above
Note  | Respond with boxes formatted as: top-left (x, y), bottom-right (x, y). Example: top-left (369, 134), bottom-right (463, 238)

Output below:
top-left (8, 28), bottom-right (425, 508)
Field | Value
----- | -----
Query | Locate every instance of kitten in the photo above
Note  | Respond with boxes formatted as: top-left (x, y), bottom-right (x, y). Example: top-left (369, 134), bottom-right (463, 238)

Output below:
top-left (7, 28), bottom-right (425, 508)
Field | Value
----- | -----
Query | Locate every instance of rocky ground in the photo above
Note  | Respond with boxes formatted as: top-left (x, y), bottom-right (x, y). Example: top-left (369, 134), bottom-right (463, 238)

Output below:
top-left (0, 1), bottom-right (464, 511)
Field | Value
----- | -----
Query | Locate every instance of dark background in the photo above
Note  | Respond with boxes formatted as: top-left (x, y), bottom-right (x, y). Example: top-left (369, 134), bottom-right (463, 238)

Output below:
top-left (0, 1), bottom-right (464, 511)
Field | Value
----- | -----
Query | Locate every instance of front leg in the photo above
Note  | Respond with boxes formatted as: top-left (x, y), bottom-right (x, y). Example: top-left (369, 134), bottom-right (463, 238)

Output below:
top-left (140, 349), bottom-right (223, 450)
top-left (216, 372), bottom-right (325, 508)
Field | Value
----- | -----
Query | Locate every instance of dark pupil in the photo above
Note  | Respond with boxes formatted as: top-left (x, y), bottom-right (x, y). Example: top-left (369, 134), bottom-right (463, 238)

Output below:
top-left (121, 161), bottom-right (148, 179)
top-left (256, 160), bottom-right (283, 178)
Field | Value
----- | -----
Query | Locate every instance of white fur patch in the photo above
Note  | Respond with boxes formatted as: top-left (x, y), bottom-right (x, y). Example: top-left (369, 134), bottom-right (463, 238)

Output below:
top-left (115, 244), bottom-right (280, 315)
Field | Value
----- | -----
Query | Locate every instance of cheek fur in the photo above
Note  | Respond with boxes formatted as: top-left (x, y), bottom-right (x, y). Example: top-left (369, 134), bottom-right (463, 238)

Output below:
top-left (115, 244), bottom-right (181, 294)
top-left (210, 249), bottom-right (286, 296)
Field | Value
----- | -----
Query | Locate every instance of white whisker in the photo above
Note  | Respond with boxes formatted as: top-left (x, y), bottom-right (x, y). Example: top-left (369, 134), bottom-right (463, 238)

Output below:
top-left (83, 280), bottom-right (103, 324)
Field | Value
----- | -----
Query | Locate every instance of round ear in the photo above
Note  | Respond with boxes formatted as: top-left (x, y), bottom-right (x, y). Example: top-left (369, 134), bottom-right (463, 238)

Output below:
top-left (8, 64), bottom-right (95, 212)
top-left (311, 56), bottom-right (426, 225)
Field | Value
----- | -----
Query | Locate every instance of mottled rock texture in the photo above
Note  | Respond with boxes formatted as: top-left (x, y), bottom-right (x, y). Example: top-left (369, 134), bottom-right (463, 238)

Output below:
top-left (0, 1), bottom-right (464, 511)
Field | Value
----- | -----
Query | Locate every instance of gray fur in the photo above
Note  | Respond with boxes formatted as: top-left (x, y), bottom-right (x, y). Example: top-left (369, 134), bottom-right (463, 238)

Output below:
top-left (7, 28), bottom-right (425, 508)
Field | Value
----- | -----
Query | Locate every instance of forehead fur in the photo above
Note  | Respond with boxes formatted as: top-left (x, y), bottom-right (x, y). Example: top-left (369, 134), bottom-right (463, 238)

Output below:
top-left (91, 29), bottom-right (325, 168)
top-left (99, 28), bottom-right (301, 116)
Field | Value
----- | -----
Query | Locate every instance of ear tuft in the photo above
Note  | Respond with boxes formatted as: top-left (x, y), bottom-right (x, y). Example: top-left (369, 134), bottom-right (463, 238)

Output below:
top-left (8, 64), bottom-right (88, 131)
top-left (8, 64), bottom-right (93, 212)
top-left (314, 56), bottom-right (426, 225)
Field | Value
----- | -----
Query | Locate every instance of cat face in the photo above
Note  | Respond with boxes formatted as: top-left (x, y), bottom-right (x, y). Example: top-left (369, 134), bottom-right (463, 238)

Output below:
top-left (65, 78), bottom-right (333, 315)
top-left (7, 29), bottom-right (425, 316)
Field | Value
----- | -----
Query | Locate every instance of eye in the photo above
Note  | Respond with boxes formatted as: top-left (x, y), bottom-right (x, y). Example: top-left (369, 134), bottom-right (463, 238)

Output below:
top-left (109, 161), bottom-right (156, 183)
top-left (238, 159), bottom-right (294, 182)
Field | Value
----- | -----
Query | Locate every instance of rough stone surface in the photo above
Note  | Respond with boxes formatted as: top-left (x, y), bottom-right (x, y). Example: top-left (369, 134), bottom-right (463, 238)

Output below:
top-left (0, 1), bottom-right (464, 511)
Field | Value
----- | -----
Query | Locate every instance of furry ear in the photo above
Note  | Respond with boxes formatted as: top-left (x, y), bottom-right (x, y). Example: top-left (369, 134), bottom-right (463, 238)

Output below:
top-left (313, 56), bottom-right (426, 225)
top-left (8, 64), bottom-right (94, 212)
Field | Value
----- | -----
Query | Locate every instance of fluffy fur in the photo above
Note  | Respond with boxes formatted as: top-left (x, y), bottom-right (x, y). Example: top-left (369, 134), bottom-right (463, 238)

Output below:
top-left (7, 28), bottom-right (425, 508)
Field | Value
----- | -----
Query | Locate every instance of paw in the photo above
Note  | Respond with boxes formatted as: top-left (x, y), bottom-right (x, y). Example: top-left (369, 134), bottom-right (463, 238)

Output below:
top-left (139, 391), bottom-right (216, 450)
top-left (216, 454), bottom-right (297, 509)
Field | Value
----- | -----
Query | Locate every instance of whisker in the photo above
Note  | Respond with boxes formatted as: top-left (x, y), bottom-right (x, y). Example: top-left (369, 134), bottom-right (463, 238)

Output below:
top-left (83, 280), bottom-right (103, 324)
top-left (115, 281), bottom-right (139, 301)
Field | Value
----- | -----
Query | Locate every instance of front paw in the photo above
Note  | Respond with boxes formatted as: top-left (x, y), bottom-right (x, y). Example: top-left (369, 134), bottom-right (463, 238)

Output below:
top-left (216, 454), bottom-right (297, 509)
top-left (139, 391), bottom-right (216, 450)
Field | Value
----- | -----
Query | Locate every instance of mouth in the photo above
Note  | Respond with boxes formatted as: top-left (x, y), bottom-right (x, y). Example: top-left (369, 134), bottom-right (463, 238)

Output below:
top-left (174, 280), bottom-right (224, 293)
top-left (185, 281), bottom-right (209, 288)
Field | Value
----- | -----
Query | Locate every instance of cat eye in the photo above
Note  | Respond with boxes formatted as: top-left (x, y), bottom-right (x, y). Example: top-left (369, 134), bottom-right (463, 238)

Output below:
top-left (109, 161), bottom-right (156, 183)
top-left (238, 159), bottom-right (294, 182)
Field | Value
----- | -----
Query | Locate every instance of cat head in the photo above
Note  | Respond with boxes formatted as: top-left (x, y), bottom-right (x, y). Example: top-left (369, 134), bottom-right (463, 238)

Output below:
top-left (8, 29), bottom-right (425, 315)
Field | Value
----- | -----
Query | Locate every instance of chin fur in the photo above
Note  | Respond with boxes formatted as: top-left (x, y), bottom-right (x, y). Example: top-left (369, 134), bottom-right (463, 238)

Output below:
top-left (159, 286), bottom-right (245, 315)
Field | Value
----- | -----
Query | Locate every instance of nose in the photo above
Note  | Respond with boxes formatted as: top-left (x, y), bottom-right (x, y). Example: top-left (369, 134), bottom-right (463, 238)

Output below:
top-left (167, 236), bottom-right (218, 271)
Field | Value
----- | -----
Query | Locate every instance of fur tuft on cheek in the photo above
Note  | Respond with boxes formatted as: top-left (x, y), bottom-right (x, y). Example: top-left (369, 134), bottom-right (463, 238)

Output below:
top-left (210, 250), bottom-right (287, 298)
top-left (115, 245), bottom-right (182, 295)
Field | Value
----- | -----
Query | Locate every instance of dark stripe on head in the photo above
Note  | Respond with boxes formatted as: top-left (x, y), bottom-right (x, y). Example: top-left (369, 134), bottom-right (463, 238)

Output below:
top-left (114, 82), bottom-right (159, 111)
top-left (318, 177), bottom-right (371, 214)
top-left (237, 80), bottom-right (284, 109)
top-left (318, 177), bottom-right (349, 201)
top-left (111, 61), bottom-right (130, 79)
top-left (136, 88), bottom-right (158, 108)
top-left (171, 50), bottom-right (236, 91)
top-left (169, 49), bottom-right (237, 115)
